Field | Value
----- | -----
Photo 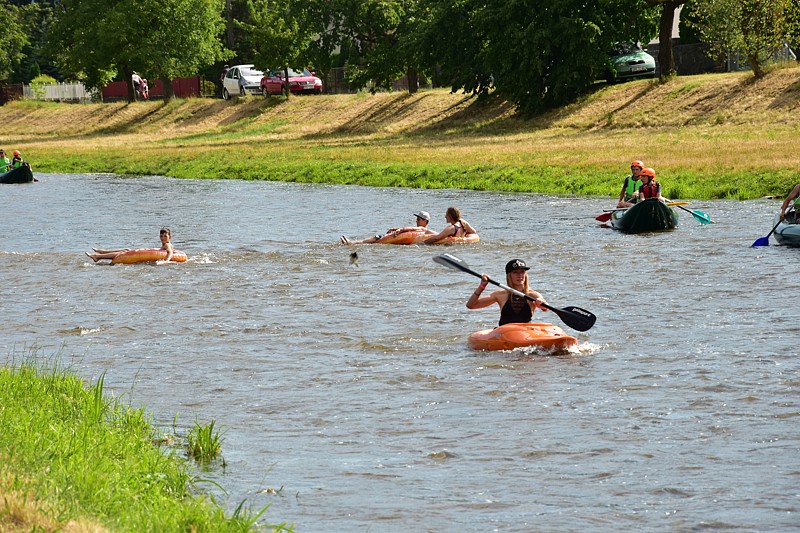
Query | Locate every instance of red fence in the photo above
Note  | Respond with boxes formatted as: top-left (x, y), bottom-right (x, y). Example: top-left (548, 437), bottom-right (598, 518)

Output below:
top-left (0, 83), bottom-right (24, 105)
top-left (101, 76), bottom-right (202, 102)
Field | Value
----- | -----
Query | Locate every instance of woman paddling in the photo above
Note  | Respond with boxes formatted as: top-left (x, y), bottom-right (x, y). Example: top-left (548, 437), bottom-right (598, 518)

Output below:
top-left (466, 259), bottom-right (548, 326)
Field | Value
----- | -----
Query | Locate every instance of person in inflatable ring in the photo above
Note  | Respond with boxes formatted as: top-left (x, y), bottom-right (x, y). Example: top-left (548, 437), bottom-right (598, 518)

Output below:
top-left (424, 206), bottom-right (478, 244)
top-left (466, 258), bottom-right (549, 326)
top-left (340, 211), bottom-right (436, 245)
top-left (86, 227), bottom-right (175, 263)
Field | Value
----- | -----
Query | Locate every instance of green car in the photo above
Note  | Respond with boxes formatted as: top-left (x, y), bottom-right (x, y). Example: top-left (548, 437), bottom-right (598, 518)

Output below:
top-left (608, 43), bottom-right (656, 82)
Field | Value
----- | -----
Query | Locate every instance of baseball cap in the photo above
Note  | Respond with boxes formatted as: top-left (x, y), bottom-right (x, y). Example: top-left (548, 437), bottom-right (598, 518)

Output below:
top-left (413, 211), bottom-right (430, 221)
top-left (505, 259), bottom-right (530, 273)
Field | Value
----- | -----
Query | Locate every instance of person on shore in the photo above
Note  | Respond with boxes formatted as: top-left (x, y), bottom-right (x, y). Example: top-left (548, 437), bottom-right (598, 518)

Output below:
top-left (636, 167), bottom-right (665, 202)
top-left (0, 149), bottom-right (10, 172)
top-left (132, 72), bottom-right (142, 100)
top-left (466, 259), bottom-right (548, 326)
top-left (779, 183), bottom-right (800, 223)
top-left (86, 227), bottom-right (175, 263)
top-left (617, 160), bottom-right (644, 208)
top-left (340, 211), bottom-right (436, 245)
top-left (424, 206), bottom-right (478, 244)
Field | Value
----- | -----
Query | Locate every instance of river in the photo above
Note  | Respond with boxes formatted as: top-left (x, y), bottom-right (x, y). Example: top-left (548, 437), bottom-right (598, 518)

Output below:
top-left (1, 173), bottom-right (797, 532)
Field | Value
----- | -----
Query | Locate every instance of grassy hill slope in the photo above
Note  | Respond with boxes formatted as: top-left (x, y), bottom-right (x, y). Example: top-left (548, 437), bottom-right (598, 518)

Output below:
top-left (3, 67), bottom-right (800, 199)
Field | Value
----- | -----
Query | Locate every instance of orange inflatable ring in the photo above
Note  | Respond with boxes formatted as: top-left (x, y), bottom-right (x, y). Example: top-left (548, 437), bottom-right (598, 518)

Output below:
top-left (431, 233), bottom-right (480, 245)
top-left (111, 248), bottom-right (188, 264)
top-left (375, 227), bottom-right (429, 245)
top-left (467, 323), bottom-right (577, 351)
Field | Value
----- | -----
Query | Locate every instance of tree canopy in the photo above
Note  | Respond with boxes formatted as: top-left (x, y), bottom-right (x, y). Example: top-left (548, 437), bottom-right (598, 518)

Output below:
top-left (6, 0), bottom-right (793, 113)
top-left (47, 0), bottom-right (228, 100)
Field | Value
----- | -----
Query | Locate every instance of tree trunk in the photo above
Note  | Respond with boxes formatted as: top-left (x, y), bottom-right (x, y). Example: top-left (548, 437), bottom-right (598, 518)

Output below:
top-left (657, 2), bottom-right (679, 79)
top-left (161, 76), bottom-right (175, 101)
top-left (122, 66), bottom-right (135, 103)
top-left (283, 65), bottom-right (291, 99)
top-left (225, 0), bottom-right (234, 49)
top-left (407, 67), bottom-right (418, 94)
top-left (747, 52), bottom-right (765, 78)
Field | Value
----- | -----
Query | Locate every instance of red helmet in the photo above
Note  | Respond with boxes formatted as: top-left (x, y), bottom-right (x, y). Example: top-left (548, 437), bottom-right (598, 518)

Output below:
top-left (630, 160), bottom-right (644, 169)
top-left (13, 150), bottom-right (20, 156)
top-left (640, 167), bottom-right (656, 179)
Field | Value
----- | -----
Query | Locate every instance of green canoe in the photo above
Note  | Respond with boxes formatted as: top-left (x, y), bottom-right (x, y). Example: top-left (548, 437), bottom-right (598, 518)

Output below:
top-left (0, 165), bottom-right (34, 184)
top-left (610, 198), bottom-right (678, 234)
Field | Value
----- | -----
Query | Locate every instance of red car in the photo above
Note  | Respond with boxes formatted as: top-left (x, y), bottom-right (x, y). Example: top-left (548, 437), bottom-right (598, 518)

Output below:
top-left (260, 68), bottom-right (323, 96)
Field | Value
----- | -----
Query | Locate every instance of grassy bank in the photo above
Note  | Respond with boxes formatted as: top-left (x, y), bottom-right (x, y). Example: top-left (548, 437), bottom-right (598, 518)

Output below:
top-left (0, 358), bottom-right (291, 532)
top-left (3, 67), bottom-right (800, 200)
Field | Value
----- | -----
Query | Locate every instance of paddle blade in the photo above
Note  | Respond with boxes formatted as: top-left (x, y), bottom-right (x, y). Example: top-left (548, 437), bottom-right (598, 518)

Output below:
top-left (595, 212), bottom-right (612, 222)
top-left (752, 236), bottom-right (770, 247)
top-left (547, 305), bottom-right (596, 331)
top-left (433, 253), bottom-right (478, 277)
top-left (691, 210), bottom-right (713, 225)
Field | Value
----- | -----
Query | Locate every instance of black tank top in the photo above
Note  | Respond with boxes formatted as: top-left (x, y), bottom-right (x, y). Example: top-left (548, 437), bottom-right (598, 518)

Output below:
top-left (499, 294), bottom-right (532, 326)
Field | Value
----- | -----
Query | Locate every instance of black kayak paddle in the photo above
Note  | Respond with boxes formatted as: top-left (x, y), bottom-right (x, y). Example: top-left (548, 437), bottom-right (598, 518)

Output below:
top-left (433, 253), bottom-right (597, 332)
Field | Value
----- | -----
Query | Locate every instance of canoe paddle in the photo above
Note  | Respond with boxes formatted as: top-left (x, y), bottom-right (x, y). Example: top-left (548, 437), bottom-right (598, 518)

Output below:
top-left (662, 200), bottom-right (713, 224)
top-left (432, 253), bottom-right (596, 332)
top-left (752, 219), bottom-right (782, 247)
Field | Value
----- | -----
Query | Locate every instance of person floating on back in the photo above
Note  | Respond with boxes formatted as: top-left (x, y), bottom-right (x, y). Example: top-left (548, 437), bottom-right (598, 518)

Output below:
top-left (340, 211), bottom-right (436, 245)
top-left (85, 227), bottom-right (175, 263)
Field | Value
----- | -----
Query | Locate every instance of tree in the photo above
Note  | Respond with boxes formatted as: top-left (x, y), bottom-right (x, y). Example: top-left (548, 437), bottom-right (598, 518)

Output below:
top-left (48, 0), bottom-right (229, 101)
top-left (238, 0), bottom-right (316, 99)
top-left (689, 0), bottom-right (798, 78)
top-left (307, 0), bottom-right (431, 94)
top-left (0, 0), bottom-right (33, 81)
top-left (645, 0), bottom-right (686, 79)
top-left (424, 0), bottom-right (658, 114)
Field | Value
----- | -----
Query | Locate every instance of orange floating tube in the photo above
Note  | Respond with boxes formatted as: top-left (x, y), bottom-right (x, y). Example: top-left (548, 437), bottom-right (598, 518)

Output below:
top-left (467, 322), bottom-right (577, 351)
top-left (111, 248), bottom-right (188, 264)
top-left (375, 227), bottom-right (429, 245)
top-left (433, 233), bottom-right (480, 245)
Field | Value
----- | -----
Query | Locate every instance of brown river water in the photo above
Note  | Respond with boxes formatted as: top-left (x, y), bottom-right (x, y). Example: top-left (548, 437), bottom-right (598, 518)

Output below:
top-left (1, 174), bottom-right (797, 532)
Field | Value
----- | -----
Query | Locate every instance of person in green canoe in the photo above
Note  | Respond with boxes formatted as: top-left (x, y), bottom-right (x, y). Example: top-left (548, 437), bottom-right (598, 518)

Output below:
top-left (466, 259), bottom-right (548, 326)
top-left (779, 183), bottom-right (800, 223)
top-left (617, 160), bottom-right (644, 208)
top-left (0, 149), bottom-right (10, 172)
top-left (636, 167), bottom-right (666, 203)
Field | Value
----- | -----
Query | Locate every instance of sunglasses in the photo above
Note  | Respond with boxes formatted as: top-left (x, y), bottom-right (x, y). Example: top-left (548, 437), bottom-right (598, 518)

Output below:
top-left (631, 166), bottom-right (642, 170)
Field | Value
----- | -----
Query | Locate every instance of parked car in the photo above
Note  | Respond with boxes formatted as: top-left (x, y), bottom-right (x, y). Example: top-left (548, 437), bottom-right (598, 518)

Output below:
top-left (222, 65), bottom-right (264, 99)
top-left (260, 68), bottom-right (323, 96)
top-left (607, 43), bottom-right (656, 82)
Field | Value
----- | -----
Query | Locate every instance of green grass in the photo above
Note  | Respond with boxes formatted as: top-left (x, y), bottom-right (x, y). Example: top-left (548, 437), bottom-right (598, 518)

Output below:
top-left (8, 69), bottom-right (800, 200)
top-left (0, 356), bottom-right (292, 532)
top-left (188, 420), bottom-right (224, 463)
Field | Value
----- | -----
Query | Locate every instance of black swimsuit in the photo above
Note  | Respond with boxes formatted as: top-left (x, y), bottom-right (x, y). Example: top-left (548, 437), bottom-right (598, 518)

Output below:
top-left (498, 294), bottom-right (532, 326)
